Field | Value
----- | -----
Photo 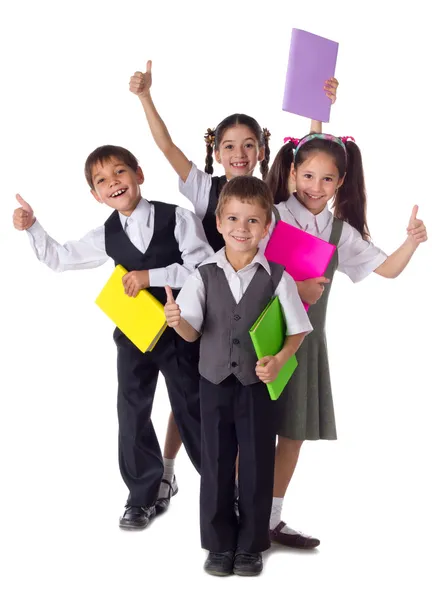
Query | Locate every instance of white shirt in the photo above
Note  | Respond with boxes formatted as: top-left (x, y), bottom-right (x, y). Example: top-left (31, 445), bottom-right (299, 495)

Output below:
top-left (177, 248), bottom-right (313, 336)
top-left (179, 162), bottom-right (213, 220)
top-left (267, 195), bottom-right (388, 283)
top-left (26, 198), bottom-right (214, 288)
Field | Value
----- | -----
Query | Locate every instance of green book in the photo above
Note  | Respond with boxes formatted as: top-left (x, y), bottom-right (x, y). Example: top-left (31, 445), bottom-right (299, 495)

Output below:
top-left (249, 296), bottom-right (298, 400)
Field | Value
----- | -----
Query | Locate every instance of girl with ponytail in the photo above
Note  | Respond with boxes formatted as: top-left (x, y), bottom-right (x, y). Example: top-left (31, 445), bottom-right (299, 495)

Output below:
top-left (265, 133), bottom-right (427, 549)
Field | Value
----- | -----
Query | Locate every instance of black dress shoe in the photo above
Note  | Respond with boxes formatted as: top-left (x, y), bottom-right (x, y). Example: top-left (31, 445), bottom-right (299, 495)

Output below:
top-left (269, 521), bottom-right (320, 548)
top-left (119, 504), bottom-right (156, 530)
top-left (233, 549), bottom-right (263, 576)
top-left (155, 476), bottom-right (178, 515)
top-left (204, 550), bottom-right (235, 577)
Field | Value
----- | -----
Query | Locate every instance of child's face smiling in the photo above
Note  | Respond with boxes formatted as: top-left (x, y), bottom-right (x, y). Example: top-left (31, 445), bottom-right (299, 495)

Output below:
top-left (91, 157), bottom-right (144, 215)
top-left (215, 125), bottom-right (264, 180)
top-left (292, 151), bottom-right (344, 215)
top-left (216, 197), bottom-right (269, 256)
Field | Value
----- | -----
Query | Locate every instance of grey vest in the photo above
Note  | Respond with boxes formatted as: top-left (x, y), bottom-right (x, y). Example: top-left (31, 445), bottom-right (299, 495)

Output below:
top-left (198, 261), bottom-right (284, 385)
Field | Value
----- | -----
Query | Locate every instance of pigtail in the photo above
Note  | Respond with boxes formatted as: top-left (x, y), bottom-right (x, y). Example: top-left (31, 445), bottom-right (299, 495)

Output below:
top-left (260, 128), bottom-right (271, 179)
top-left (333, 140), bottom-right (370, 240)
top-left (204, 128), bottom-right (215, 174)
top-left (265, 141), bottom-right (296, 205)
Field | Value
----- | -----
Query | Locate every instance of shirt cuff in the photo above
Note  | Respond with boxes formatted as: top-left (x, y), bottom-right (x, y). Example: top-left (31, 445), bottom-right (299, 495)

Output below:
top-left (286, 321), bottom-right (313, 336)
top-left (26, 219), bottom-right (46, 241)
top-left (148, 268), bottom-right (169, 288)
top-left (349, 251), bottom-right (388, 283)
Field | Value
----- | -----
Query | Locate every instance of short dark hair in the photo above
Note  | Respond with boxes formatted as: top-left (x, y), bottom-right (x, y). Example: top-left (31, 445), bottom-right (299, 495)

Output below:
top-left (84, 145), bottom-right (139, 189)
top-left (216, 176), bottom-right (273, 224)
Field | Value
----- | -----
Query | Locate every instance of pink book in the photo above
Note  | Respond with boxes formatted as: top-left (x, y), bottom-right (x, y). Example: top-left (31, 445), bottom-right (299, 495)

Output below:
top-left (265, 221), bottom-right (336, 310)
top-left (282, 28), bottom-right (339, 123)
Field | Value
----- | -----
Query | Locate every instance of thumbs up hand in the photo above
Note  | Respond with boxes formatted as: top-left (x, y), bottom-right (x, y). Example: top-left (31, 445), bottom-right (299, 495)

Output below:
top-left (164, 285), bottom-right (181, 327)
top-left (129, 60), bottom-right (152, 98)
top-left (407, 205), bottom-right (427, 246)
top-left (13, 194), bottom-right (35, 230)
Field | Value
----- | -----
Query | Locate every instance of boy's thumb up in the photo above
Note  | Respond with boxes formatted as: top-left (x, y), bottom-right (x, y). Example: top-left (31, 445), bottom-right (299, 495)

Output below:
top-left (16, 194), bottom-right (33, 215)
top-left (165, 285), bottom-right (175, 304)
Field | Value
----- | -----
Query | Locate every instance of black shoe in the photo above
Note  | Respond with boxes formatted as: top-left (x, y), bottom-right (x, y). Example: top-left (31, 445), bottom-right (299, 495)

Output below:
top-left (155, 476), bottom-right (179, 516)
top-left (233, 549), bottom-right (263, 576)
top-left (204, 550), bottom-right (235, 577)
top-left (270, 521), bottom-right (320, 548)
top-left (119, 504), bottom-right (156, 530)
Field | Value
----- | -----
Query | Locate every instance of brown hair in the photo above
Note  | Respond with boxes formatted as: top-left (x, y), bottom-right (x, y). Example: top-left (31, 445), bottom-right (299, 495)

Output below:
top-left (216, 175), bottom-right (273, 224)
top-left (266, 136), bottom-right (370, 240)
top-left (84, 145), bottom-right (139, 189)
top-left (204, 114), bottom-right (271, 179)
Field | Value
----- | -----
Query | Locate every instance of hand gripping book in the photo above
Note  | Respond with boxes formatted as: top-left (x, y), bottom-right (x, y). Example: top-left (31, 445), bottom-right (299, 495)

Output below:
top-left (264, 221), bottom-right (336, 310)
top-left (95, 265), bottom-right (167, 353)
top-left (249, 296), bottom-right (297, 400)
top-left (282, 28), bottom-right (339, 122)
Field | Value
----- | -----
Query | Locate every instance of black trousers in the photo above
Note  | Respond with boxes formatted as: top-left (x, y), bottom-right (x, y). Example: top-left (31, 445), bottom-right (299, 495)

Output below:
top-left (199, 375), bottom-right (277, 553)
top-left (115, 328), bottom-right (201, 507)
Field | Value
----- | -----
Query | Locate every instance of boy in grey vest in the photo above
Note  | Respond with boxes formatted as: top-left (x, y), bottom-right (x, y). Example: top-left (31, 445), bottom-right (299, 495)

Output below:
top-left (164, 176), bottom-right (312, 577)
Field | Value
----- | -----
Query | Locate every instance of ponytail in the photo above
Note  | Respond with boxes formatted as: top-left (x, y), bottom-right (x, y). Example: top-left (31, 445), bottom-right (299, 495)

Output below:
top-left (265, 141), bottom-right (296, 204)
top-left (333, 140), bottom-right (370, 240)
top-left (260, 128), bottom-right (271, 179)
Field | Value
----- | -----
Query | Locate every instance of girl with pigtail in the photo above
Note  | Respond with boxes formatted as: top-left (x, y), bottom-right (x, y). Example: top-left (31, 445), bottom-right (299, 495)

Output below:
top-left (128, 60), bottom-right (338, 525)
top-left (265, 133), bottom-right (428, 548)
top-left (129, 61), bottom-right (337, 252)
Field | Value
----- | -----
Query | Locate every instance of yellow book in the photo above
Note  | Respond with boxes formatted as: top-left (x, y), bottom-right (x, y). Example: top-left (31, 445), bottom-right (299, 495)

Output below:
top-left (95, 265), bottom-right (167, 353)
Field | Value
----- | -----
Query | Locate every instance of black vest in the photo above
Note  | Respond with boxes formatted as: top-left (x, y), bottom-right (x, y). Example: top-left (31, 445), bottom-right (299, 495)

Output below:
top-left (104, 201), bottom-right (182, 305)
top-left (202, 175), bottom-right (227, 252)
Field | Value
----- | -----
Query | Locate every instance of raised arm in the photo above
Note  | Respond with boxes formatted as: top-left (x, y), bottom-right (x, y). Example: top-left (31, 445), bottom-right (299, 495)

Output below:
top-left (13, 194), bottom-right (108, 272)
top-left (374, 206), bottom-right (428, 278)
top-left (310, 77), bottom-right (339, 134)
top-left (130, 61), bottom-right (192, 183)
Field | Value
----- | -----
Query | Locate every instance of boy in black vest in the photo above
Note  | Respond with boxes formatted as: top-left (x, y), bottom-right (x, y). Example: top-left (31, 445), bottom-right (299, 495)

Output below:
top-left (164, 176), bottom-right (312, 576)
top-left (12, 145), bottom-right (213, 529)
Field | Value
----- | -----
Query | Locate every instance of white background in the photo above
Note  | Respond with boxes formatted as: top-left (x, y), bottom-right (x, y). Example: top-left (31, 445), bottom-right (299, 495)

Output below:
top-left (1, 1), bottom-right (431, 598)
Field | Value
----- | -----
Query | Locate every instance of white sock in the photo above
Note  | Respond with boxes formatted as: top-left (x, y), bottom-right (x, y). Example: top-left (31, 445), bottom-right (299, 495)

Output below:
top-left (270, 497), bottom-right (284, 530)
top-left (162, 458), bottom-right (175, 481)
top-left (158, 458), bottom-right (175, 499)
top-left (269, 497), bottom-right (306, 535)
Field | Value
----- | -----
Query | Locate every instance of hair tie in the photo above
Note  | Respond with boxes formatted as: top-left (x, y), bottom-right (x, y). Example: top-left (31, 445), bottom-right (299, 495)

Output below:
top-left (263, 128), bottom-right (271, 141)
top-left (340, 136), bottom-right (355, 144)
top-left (283, 136), bottom-right (299, 146)
top-left (204, 128), bottom-right (215, 147)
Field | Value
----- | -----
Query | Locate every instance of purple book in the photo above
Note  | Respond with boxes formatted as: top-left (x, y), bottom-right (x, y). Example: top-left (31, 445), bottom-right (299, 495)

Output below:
top-left (282, 29), bottom-right (339, 123)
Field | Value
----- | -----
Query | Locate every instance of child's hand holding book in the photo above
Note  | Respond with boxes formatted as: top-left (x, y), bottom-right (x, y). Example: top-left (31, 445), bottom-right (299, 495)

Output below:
top-left (255, 356), bottom-right (282, 384)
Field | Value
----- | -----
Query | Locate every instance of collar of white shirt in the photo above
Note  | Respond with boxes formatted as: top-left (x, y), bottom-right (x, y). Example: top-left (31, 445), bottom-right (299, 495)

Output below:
top-left (118, 197), bottom-right (152, 230)
top-left (201, 247), bottom-right (272, 276)
top-left (286, 194), bottom-right (332, 234)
